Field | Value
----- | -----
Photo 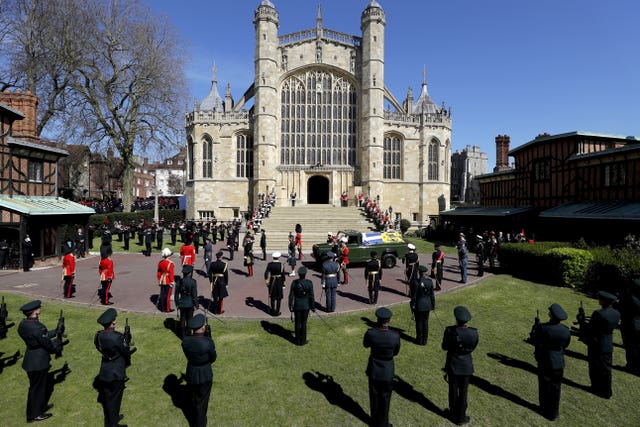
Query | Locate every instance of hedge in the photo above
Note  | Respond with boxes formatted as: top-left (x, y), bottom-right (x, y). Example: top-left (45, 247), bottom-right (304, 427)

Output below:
top-left (89, 209), bottom-right (185, 229)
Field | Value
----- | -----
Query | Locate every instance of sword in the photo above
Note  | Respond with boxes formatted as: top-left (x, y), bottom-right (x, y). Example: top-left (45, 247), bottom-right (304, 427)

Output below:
top-left (312, 309), bottom-right (335, 332)
top-left (200, 305), bottom-right (226, 325)
top-left (432, 308), bottom-right (444, 328)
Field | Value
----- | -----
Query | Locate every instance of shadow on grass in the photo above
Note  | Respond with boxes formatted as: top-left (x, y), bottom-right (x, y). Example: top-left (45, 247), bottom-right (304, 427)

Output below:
top-left (302, 371), bottom-right (370, 425)
top-left (149, 294), bottom-right (160, 311)
top-left (337, 290), bottom-right (370, 304)
top-left (260, 320), bottom-right (295, 345)
top-left (162, 373), bottom-right (193, 426)
top-left (360, 316), bottom-right (414, 344)
top-left (246, 297), bottom-right (271, 315)
top-left (393, 375), bottom-right (447, 419)
top-left (164, 318), bottom-right (183, 340)
top-left (46, 362), bottom-right (71, 404)
top-left (469, 374), bottom-right (538, 413)
top-left (0, 350), bottom-right (21, 374)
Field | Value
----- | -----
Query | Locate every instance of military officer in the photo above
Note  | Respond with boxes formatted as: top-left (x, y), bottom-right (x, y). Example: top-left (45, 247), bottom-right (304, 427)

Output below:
top-left (157, 248), bottom-right (176, 312)
top-left (322, 251), bottom-right (340, 313)
top-left (288, 266), bottom-right (315, 345)
top-left (402, 243), bottom-right (419, 289)
top-left (363, 307), bottom-right (401, 427)
top-left (208, 251), bottom-right (229, 315)
top-left (533, 303), bottom-right (571, 421)
top-left (617, 279), bottom-right (640, 375)
top-left (442, 306), bottom-right (478, 426)
top-left (94, 308), bottom-right (135, 427)
top-left (411, 265), bottom-right (436, 345)
top-left (182, 314), bottom-right (217, 427)
top-left (581, 291), bottom-right (620, 398)
top-left (18, 300), bottom-right (63, 423)
top-left (364, 251), bottom-right (383, 305)
top-left (456, 234), bottom-right (468, 284)
top-left (260, 230), bottom-right (267, 261)
top-left (176, 265), bottom-right (199, 337)
top-left (264, 252), bottom-right (286, 316)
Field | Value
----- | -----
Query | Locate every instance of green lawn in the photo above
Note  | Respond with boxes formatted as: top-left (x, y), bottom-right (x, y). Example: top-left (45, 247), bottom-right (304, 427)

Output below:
top-left (1, 276), bottom-right (638, 426)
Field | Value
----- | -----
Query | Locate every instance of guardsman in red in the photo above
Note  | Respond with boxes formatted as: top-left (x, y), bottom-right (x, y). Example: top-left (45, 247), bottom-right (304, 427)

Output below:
top-left (339, 237), bottom-right (350, 285)
top-left (180, 237), bottom-right (196, 267)
top-left (157, 248), bottom-right (176, 312)
top-left (98, 253), bottom-right (115, 305)
top-left (62, 245), bottom-right (76, 298)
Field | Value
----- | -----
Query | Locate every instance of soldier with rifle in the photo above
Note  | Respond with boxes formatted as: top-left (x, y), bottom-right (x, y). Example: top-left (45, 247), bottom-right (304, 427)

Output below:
top-left (182, 314), bottom-right (217, 427)
top-left (94, 308), bottom-right (136, 427)
top-left (176, 265), bottom-right (199, 337)
top-left (17, 300), bottom-right (64, 423)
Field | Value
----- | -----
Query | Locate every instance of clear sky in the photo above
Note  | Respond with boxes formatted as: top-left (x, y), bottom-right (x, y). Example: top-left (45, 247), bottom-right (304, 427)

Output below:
top-left (150, 0), bottom-right (639, 170)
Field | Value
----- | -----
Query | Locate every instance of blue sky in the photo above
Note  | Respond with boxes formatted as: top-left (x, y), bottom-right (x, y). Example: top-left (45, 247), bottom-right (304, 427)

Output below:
top-left (150, 0), bottom-right (639, 170)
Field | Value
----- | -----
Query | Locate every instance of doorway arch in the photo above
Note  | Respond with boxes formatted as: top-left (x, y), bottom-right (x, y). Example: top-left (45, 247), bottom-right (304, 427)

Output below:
top-left (307, 175), bottom-right (330, 204)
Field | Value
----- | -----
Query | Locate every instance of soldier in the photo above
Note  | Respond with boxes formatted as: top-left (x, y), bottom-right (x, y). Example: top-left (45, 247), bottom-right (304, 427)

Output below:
top-left (226, 229), bottom-right (235, 261)
top-left (287, 234), bottom-right (297, 277)
top-left (176, 265), bottom-right (199, 338)
top-left (100, 231), bottom-right (114, 259)
top-left (338, 237), bottom-right (350, 285)
top-left (144, 225), bottom-right (154, 257)
top-left (157, 248), bottom-right (176, 312)
top-left (487, 231), bottom-right (498, 270)
top-left (260, 230), bottom-right (267, 261)
top-left (474, 236), bottom-right (484, 277)
top-left (579, 291), bottom-right (621, 398)
top-left (99, 253), bottom-right (115, 305)
top-left (431, 243), bottom-right (445, 291)
top-left (265, 252), bottom-right (287, 316)
top-left (169, 222), bottom-right (178, 246)
top-left (456, 234), bottom-right (468, 284)
top-left (75, 228), bottom-right (86, 258)
top-left (22, 235), bottom-right (34, 271)
top-left (18, 300), bottom-right (63, 423)
top-left (363, 307), bottom-right (401, 427)
top-left (442, 306), bottom-right (478, 426)
top-left (208, 251), bottom-right (229, 315)
top-left (364, 251), bottom-right (383, 305)
top-left (203, 238), bottom-right (213, 274)
top-left (94, 308), bottom-right (135, 427)
top-left (617, 279), bottom-right (640, 375)
top-left (322, 251), bottom-right (340, 313)
top-left (411, 265), bottom-right (436, 345)
top-left (122, 225), bottom-right (130, 251)
top-left (180, 238), bottom-right (196, 267)
top-left (243, 235), bottom-right (254, 277)
top-left (156, 221), bottom-right (164, 250)
top-left (61, 244), bottom-right (76, 298)
top-left (288, 266), bottom-right (315, 345)
top-left (182, 314), bottom-right (217, 427)
top-left (402, 243), bottom-right (419, 288)
top-left (0, 237), bottom-right (9, 269)
top-left (533, 303), bottom-right (571, 421)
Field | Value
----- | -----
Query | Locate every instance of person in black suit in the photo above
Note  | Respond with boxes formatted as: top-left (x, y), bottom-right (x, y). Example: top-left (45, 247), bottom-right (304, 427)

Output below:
top-left (364, 251), bottom-right (382, 305)
top-left (442, 306), bottom-right (478, 426)
top-left (617, 278), bottom-right (640, 375)
top-left (363, 307), bottom-right (401, 427)
top-left (533, 303), bottom-right (571, 420)
top-left (208, 251), bottom-right (229, 315)
top-left (182, 314), bottom-right (217, 427)
top-left (17, 300), bottom-right (63, 423)
top-left (288, 266), bottom-right (315, 345)
top-left (94, 308), bottom-right (135, 427)
top-left (260, 230), bottom-right (267, 261)
top-left (264, 252), bottom-right (287, 316)
top-left (411, 265), bottom-right (435, 345)
top-left (176, 265), bottom-right (199, 338)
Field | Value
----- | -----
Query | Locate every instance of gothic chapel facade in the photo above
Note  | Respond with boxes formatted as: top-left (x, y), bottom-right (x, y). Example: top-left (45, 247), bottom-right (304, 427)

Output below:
top-left (185, 0), bottom-right (452, 224)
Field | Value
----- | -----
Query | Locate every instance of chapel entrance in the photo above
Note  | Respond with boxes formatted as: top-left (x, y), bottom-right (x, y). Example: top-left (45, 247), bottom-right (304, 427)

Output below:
top-left (307, 175), bottom-right (330, 204)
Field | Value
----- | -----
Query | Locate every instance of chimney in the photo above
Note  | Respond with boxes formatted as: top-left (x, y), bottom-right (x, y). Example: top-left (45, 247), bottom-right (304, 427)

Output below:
top-left (0, 89), bottom-right (39, 142)
top-left (493, 134), bottom-right (511, 172)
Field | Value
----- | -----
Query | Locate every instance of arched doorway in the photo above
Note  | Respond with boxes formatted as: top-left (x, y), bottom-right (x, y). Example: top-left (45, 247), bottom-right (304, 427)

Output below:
top-left (307, 175), bottom-right (330, 204)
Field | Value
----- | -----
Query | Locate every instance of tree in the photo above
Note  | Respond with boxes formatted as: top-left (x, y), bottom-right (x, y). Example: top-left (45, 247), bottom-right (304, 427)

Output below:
top-left (167, 174), bottom-right (184, 195)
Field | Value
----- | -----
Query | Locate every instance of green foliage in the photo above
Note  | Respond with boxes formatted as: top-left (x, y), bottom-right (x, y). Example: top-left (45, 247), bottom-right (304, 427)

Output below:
top-left (583, 246), bottom-right (640, 294)
top-left (89, 210), bottom-right (185, 229)
top-left (399, 219), bottom-right (411, 234)
top-left (545, 247), bottom-right (593, 288)
top-left (498, 242), bottom-right (567, 284)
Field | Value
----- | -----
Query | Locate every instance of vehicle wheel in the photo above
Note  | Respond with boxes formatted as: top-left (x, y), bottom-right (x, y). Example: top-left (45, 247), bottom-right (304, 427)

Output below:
top-left (382, 254), bottom-right (396, 269)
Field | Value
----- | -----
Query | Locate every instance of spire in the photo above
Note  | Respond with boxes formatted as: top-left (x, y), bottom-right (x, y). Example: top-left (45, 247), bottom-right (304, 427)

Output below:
top-left (199, 62), bottom-right (224, 112)
top-left (316, 3), bottom-right (323, 39)
top-left (422, 64), bottom-right (427, 86)
top-left (412, 67), bottom-right (438, 115)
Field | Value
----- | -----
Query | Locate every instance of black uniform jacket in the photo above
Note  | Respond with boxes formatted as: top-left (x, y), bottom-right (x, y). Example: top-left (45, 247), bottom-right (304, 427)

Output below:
top-left (534, 322), bottom-right (571, 370)
top-left (288, 278), bottom-right (315, 311)
top-left (18, 318), bottom-right (59, 372)
top-left (208, 260), bottom-right (229, 286)
top-left (95, 328), bottom-right (133, 382)
top-left (411, 277), bottom-right (435, 312)
top-left (364, 258), bottom-right (383, 282)
top-left (363, 326), bottom-right (401, 382)
top-left (586, 307), bottom-right (621, 353)
top-left (182, 333), bottom-right (217, 385)
top-left (442, 325), bottom-right (478, 376)
top-left (265, 261), bottom-right (286, 287)
top-left (176, 276), bottom-right (199, 308)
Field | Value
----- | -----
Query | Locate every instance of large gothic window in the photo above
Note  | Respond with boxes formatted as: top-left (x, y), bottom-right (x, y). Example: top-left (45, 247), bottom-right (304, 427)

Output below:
top-left (280, 69), bottom-right (357, 166)
top-left (202, 136), bottom-right (213, 178)
top-left (383, 135), bottom-right (401, 179)
top-left (187, 137), bottom-right (194, 180)
top-left (428, 139), bottom-right (439, 181)
top-left (236, 133), bottom-right (254, 178)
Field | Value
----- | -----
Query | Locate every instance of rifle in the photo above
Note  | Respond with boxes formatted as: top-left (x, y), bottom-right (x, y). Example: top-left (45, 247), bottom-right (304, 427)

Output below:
top-left (528, 309), bottom-right (540, 344)
top-left (124, 318), bottom-right (134, 347)
top-left (55, 310), bottom-right (65, 358)
top-left (204, 311), bottom-right (212, 338)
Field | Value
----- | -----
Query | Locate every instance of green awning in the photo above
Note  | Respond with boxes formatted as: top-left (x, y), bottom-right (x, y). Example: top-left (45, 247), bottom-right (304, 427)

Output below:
top-left (0, 195), bottom-right (95, 216)
top-left (440, 206), bottom-right (534, 217)
top-left (540, 201), bottom-right (640, 220)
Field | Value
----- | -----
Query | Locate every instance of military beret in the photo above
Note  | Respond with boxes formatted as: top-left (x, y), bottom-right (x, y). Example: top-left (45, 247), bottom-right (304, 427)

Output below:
top-left (326, 251), bottom-right (336, 258)
top-left (454, 306), bottom-right (472, 322)
top-left (597, 291), bottom-right (617, 302)
top-left (97, 308), bottom-right (117, 325)
top-left (182, 265), bottom-right (193, 274)
top-left (216, 251), bottom-right (224, 258)
top-left (370, 251), bottom-right (378, 257)
top-left (375, 307), bottom-right (392, 321)
top-left (298, 266), bottom-right (308, 276)
top-left (417, 265), bottom-right (429, 272)
top-left (188, 314), bottom-right (206, 330)
top-left (20, 300), bottom-right (41, 314)
top-left (548, 303), bottom-right (568, 321)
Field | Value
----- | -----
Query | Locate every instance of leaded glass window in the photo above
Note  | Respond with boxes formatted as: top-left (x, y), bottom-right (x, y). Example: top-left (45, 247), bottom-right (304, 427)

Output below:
top-left (236, 134), bottom-right (254, 178)
top-left (202, 136), bottom-right (213, 178)
top-left (428, 139), bottom-right (439, 181)
top-left (383, 135), bottom-right (401, 179)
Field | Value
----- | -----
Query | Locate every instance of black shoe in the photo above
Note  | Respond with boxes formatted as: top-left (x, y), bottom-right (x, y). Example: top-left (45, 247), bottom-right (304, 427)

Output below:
top-left (28, 413), bottom-right (53, 422)
top-left (455, 416), bottom-right (470, 425)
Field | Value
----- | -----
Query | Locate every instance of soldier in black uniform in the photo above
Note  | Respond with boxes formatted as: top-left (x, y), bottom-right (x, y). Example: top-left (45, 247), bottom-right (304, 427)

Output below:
top-left (402, 243), bottom-right (419, 292)
top-left (17, 300), bottom-right (63, 423)
top-left (94, 308), bottom-right (135, 427)
top-left (579, 291), bottom-right (620, 398)
top-left (123, 226), bottom-right (130, 251)
top-left (144, 226), bottom-right (154, 257)
top-left (322, 251), bottom-right (340, 313)
top-left (532, 303), bottom-right (571, 420)
top-left (208, 251), bottom-right (229, 315)
top-left (260, 230), bottom-right (267, 261)
top-left (364, 251), bottom-right (383, 305)
top-left (265, 252), bottom-right (287, 316)
top-left (182, 314), bottom-right (217, 427)
top-left (288, 266), bottom-right (315, 345)
top-left (170, 222), bottom-right (178, 246)
top-left (442, 306), bottom-right (478, 426)
top-left (617, 279), bottom-right (640, 375)
top-left (226, 230), bottom-right (235, 261)
top-left (363, 307), bottom-right (401, 427)
top-left (411, 265), bottom-right (436, 345)
top-left (156, 221), bottom-right (164, 250)
top-left (176, 265), bottom-right (199, 338)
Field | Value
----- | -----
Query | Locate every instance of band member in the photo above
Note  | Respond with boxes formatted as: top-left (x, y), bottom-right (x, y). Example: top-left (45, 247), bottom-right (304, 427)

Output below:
top-left (265, 252), bottom-right (286, 316)
top-left (364, 251), bottom-right (382, 305)
top-left (99, 253), bottom-right (115, 305)
top-left (338, 237), bottom-right (350, 285)
top-left (157, 248), bottom-right (176, 312)
top-left (208, 251), bottom-right (229, 315)
top-left (243, 234), bottom-right (254, 277)
top-left (180, 238), bottom-right (196, 267)
top-left (61, 245), bottom-right (76, 298)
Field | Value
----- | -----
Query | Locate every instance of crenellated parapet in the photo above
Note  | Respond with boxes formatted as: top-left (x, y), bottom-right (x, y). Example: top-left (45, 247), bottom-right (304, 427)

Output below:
top-left (279, 28), bottom-right (362, 47)
top-left (383, 111), bottom-right (452, 129)
top-left (186, 110), bottom-right (251, 127)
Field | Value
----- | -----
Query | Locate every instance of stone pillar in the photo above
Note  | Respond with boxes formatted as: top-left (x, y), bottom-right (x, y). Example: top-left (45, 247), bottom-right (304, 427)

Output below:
top-left (494, 134), bottom-right (510, 172)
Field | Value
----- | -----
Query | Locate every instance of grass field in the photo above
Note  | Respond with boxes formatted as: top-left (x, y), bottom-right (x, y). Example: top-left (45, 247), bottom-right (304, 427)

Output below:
top-left (1, 275), bottom-right (638, 426)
